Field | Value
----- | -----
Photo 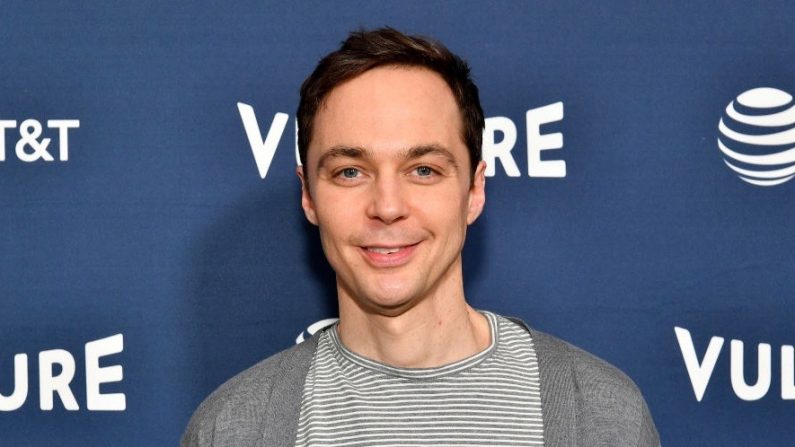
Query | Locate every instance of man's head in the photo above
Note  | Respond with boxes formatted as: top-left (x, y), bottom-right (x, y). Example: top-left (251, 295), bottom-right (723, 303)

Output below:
top-left (297, 28), bottom-right (484, 181)
top-left (297, 28), bottom-right (486, 316)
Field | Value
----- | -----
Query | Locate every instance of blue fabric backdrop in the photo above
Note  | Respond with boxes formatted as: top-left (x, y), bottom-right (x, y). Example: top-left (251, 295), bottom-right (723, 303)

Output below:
top-left (1, 1), bottom-right (794, 445)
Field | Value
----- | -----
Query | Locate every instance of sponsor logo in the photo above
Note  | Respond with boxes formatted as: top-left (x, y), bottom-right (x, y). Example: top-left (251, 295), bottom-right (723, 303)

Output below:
top-left (718, 87), bottom-right (795, 186)
top-left (295, 318), bottom-right (338, 344)
top-left (483, 102), bottom-right (566, 178)
top-left (0, 119), bottom-right (79, 163)
top-left (675, 327), bottom-right (795, 401)
top-left (238, 102), bottom-right (566, 180)
top-left (0, 334), bottom-right (125, 411)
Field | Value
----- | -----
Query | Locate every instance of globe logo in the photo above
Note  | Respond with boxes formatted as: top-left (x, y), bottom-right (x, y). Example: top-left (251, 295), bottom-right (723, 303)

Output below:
top-left (718, 87), bottom-right (795, 186)
top-left (295, 318), bottom-right (338, 344)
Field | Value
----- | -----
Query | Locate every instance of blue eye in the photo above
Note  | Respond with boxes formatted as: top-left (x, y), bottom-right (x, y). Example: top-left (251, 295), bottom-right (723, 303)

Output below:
top-left (341, 168), bottom-right (359, 178)
top-left (415, 166), bottom-right (433, 176)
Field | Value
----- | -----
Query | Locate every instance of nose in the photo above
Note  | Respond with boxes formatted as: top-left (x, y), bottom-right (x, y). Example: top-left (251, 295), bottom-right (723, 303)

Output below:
top-left (365, 173), bottom-right (409, 224)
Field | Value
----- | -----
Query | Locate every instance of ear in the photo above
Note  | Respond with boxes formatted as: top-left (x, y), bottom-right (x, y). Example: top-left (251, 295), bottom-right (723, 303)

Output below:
top-left (297, 166), bottom-right (318, 226)
top-left (466, 160), bottom-right (486, 225)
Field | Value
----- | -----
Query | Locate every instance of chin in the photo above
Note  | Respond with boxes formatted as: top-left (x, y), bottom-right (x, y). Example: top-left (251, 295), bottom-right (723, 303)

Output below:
top-left (358, 286), bottom-right (422, 316)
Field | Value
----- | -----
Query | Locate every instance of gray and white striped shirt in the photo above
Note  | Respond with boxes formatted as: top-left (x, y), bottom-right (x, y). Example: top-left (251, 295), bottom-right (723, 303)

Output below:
top-left (295, 311), bottom-right (544, 446)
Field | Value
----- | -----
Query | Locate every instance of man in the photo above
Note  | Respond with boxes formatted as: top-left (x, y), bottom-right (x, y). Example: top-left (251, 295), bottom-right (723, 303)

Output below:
top-left (183, 28), bottom-right (659, 446)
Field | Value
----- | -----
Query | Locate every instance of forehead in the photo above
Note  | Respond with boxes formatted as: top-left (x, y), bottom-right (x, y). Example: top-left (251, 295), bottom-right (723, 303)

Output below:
top-left (309, 66), bottom-right (465, 163)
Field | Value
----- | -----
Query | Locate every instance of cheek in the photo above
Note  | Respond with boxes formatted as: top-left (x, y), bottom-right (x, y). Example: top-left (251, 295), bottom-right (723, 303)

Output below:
top-left (316, 221), bottom-right (356, 276)
top-left (419, 185), bottom-right (470, 217)
top-left (316, 210), bottom-right (351, 244)
top-left (314, 187), bottom-right (353, 224)
top-left (314, 195), bottom-right (360, 252)
top-left (412, 188), bottom-right (470, 236)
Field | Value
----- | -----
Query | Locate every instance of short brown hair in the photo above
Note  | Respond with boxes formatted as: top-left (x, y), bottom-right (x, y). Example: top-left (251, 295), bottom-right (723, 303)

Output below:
top-left (297, 27), bottom-right (484, 178)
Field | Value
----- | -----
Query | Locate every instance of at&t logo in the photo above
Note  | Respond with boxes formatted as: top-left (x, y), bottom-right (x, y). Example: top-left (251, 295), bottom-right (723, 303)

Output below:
top-left (0, 119), bottom-right (79, 163)
top-left (718, 87), bottom-right (795, 186)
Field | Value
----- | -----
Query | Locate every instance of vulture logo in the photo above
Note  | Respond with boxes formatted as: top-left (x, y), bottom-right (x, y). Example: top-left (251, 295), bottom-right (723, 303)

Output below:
top-left (718, 87), bottom-right (795, 186)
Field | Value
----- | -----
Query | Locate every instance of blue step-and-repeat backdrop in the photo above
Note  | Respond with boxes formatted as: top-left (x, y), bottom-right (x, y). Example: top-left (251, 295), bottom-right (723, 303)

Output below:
top-left (2, 2), bottom-right (794, 445)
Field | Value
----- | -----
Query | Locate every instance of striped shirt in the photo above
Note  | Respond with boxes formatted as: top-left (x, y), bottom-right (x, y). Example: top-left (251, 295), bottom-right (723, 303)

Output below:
top-left (294, 312), bottom-right (545, 446)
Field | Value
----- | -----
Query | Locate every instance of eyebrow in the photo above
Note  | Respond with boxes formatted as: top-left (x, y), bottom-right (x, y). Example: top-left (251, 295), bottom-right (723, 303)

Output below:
top-left (316, 144), bottom-right (459, 172)
top-left (316, 146), bottom-right (372, 172)
top-left (400, 144), bottom-right (459, 168)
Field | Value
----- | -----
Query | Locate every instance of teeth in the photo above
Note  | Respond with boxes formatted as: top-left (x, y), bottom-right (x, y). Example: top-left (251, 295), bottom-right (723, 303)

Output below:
top-left (368, 247), bottom-right (401, 254)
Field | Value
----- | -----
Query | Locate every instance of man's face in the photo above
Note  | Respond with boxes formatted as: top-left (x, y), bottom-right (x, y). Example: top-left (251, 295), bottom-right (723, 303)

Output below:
top-left (299, 66), bottom-right (486, 315)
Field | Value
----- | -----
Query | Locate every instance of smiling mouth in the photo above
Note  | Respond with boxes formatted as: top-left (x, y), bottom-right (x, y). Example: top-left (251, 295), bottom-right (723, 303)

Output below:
top-left (366, 246), bottom-right (406, 254)
top-left (359, 243), bottom-right (420, 266)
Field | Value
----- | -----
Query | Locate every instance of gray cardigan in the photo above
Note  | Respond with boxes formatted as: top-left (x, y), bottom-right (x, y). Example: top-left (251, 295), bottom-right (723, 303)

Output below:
top-left (182, 322), bottom-right (660, 446)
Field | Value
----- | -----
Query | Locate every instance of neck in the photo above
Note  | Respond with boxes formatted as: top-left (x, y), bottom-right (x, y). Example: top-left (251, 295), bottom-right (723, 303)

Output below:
top-left (335, 271), bottom-right (491, 368)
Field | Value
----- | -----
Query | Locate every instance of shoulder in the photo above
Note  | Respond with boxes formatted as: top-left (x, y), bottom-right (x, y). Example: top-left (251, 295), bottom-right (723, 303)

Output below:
top-left (508, 318), bottom-right (659, 446)
top-left (180, 337), bottom-right (317, 447)
top-left (533, 328), bottom-right (643, 405)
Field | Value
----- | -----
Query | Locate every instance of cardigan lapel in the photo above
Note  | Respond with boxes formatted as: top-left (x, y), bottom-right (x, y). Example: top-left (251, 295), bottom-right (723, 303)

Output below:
top-left (260, 335), bottom-right (318, 447)
top-left (508, 318), bottom-right (578, 446)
